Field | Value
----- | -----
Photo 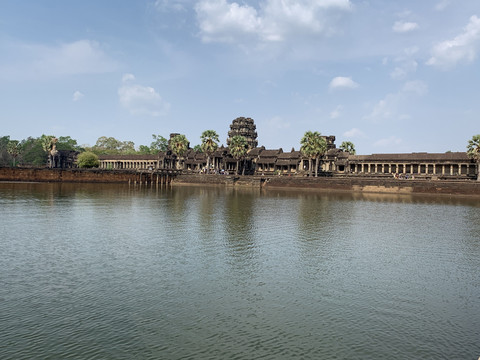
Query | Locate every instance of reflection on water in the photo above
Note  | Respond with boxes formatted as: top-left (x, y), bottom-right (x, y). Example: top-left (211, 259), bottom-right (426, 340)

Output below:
top-left (0, 182), bottom-right (479, 359)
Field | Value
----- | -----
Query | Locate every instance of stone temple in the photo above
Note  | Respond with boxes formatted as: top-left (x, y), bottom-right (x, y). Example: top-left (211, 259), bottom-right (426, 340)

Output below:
top-left (226, 117), bottom-right (258, 149)
top-left (57, 115), bottom-right (477, 180)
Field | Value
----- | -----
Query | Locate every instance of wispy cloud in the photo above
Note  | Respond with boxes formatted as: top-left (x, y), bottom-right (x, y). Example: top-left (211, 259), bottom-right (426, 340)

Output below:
top-left (427, 15), bottom-right (480, 69)
top-left (363, 80), bottom-right (428, 123)
top-left (434, 0), bottom-right (450, 11)
top-left (392, 21), bottom-right (419, 33)
top-left (373, 136), bottom-right (402, 148)
top-left (0, 39), bottom-right (119, 80)
top-left (343, 128), bottom-right (365, 138)
top-left (73, 91), bottom-right (84, 102)
top-left (330, 105), bottom-right (343, 119)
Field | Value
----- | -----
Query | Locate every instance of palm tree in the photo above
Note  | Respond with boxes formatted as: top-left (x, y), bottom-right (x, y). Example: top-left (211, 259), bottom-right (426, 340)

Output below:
top-left (40, 135), bottom-right (57, 168)
top-left (6, 140), bottom-right (20, 167)
top-left (300, 131), bottom-right (327, 177)
top-left (170, 134), bottom-right (189, 170)
top-left (200, 130), bottom-right (219, 172)
top-left (340, 141), bottom-right (356, 155)
top-left (467, 134), bottom-right (480, 181)
top-left (229, 135), bottom-right (248, 175)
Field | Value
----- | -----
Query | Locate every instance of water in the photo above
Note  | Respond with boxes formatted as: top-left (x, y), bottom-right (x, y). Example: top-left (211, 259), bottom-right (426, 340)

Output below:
top-left (0, 182), bottom-right (479, 359)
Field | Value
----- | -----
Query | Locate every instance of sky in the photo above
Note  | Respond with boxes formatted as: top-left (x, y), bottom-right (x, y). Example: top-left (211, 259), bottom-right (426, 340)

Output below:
top-left (0, 0), bottom-right (479, 154)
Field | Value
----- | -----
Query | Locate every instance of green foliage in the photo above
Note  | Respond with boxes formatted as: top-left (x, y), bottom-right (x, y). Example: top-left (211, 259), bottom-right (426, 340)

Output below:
top-left (91, 136), bottom-right (136, 155)
top-left (340, 141), bottom-right (356, 155)
top-left (138, 145), bottom-right (151, 155)
top-left (229, 135), bottom-right (248, 159)
top-left (200, 130), bottom-right (219, 154)
top-left (300, 131), bottom-right (327, 177)
top-left (19, 137), bottom-right (46, 166)
top-left (56, 136), bottom-right (83, 151)
top-left (170, 134), bottom-right (189, 157)
top-left (467, 135), bottom-right (480, 161)
top-left (467, 135), bottom-right (480, 181)
top-left (6, 140), bottom-right (20, 166)
top-left (193, 144), bottom-right (203, 153)
top-left (76, 151), bottom-right (100, 168)
top-left (229, 135), bottom-right (248, 175)
top-left (40, 134), bottom-right (56, 153)
top-left (300, 131), bottom-right (327, 159)
top-left (150, 134), bottom-right (168, 153)
top-left (201, 130), bottom-right (219, 169)
top-left (0, 136), bottom-right (11, 166)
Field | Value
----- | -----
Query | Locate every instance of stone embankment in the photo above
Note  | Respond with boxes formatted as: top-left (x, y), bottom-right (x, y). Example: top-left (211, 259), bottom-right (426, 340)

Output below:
top-left (173, 174), bottom-right (480, 196)
top-left (0, 167), bottom-right (174, 184)
top-left (1, 167), bottom-right (479, 196)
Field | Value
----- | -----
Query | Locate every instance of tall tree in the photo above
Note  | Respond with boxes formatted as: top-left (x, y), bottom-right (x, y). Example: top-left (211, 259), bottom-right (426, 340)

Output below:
top-left (170, 134), bottom-right (189, 170)
top-left (200, 130), bottom-right (220, 171)
top-left (40, 135), bottom-right (57, 168)
top-left (56, 136), bottom-right (82, 151)
top-left (6, 140), bottom-right (20, 167)
top-left (0, 136), bottom-right (11, 166)
top-left (229, 135), bottom-right (248, 175)
top-left (19, 137), bottom-right (46, 166)
top-left (340, 141), bottom-right (356, 155)
top-left (467, 134), bottom-right (480, 181)
top-left (138, 145), bottom-right (151, 155)
top-left (300, 131), bottom-right (327, 177)
top-left (150, 134), bottom-right (168, 153)
top-left (92, 136), bottom-right (135, 155)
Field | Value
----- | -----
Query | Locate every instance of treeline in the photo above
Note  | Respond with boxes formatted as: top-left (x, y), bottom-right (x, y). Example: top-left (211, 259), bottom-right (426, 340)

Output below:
top-left (0, 134), bottom-right (173, 167)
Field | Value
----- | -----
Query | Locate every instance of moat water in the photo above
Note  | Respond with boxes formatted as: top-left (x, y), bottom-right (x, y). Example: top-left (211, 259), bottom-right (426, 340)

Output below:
top-left (1, 182), bottom-right (479, 359)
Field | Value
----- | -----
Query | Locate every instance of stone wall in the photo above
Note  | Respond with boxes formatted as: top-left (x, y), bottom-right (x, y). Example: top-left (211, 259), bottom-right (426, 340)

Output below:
top-left (262, 176), bottom-right (480, 196)
top-left (0, 167), bottom-right (146, 183)
top-left (173, 174), bottom-right (480, 196)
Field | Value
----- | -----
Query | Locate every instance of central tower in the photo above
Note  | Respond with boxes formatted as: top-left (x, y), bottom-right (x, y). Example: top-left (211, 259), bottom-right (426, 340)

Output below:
top-left (226, 117), bottom-right (258, 149)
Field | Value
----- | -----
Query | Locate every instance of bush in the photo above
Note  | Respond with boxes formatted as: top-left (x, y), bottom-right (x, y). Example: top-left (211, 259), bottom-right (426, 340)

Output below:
top-left (76, 151), bottom-right (100, 168)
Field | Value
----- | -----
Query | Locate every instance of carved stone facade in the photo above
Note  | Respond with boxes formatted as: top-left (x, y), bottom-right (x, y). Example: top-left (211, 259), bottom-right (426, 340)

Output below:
top-left (226, 117), bottom-right (258, 149)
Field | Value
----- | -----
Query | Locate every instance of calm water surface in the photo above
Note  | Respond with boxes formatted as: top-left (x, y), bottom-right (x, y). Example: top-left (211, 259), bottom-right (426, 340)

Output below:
top-left (0, 182), bottom-right (479, 359)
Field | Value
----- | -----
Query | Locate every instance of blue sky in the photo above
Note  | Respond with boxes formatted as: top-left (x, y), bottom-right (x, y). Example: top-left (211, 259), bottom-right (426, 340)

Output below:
top-left (1, 0), bottom-right (479, 154)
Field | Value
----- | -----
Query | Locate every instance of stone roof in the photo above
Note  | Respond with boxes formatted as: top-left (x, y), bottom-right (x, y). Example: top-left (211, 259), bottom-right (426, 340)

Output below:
top-left (98, 154), bottom-right (160, 160)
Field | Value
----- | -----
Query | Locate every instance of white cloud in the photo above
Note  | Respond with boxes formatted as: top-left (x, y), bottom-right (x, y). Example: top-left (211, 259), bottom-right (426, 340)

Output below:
top-left (195, 0), bottom-right (352, 43)
top-left (392, 21), bottom-right (419, 33)
top-left (118, 75), bottom-right (170, 117)
top-left (0, 39), bottom-right (118, 80)
top-left (329, 76), bottom-right (359, 90)
top-left (427, 15), bottom-right (480, 69)
top-left (195, 0), bottom-right (261, 43)
top-left (73, 91), bottom-right (84, 102)
top-left (343, 128), bottom-right (365, 138)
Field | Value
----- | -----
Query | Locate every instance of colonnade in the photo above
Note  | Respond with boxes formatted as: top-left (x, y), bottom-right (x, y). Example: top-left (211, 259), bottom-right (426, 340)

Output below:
top-left (349, 162), bottom-right (475, 177)
top-left (99, 160), bottom-right (164, 170)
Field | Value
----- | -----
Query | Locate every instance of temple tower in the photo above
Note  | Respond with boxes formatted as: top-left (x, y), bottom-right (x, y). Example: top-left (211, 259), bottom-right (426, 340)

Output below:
top-left (227, 117), bottom-right (258, 149)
